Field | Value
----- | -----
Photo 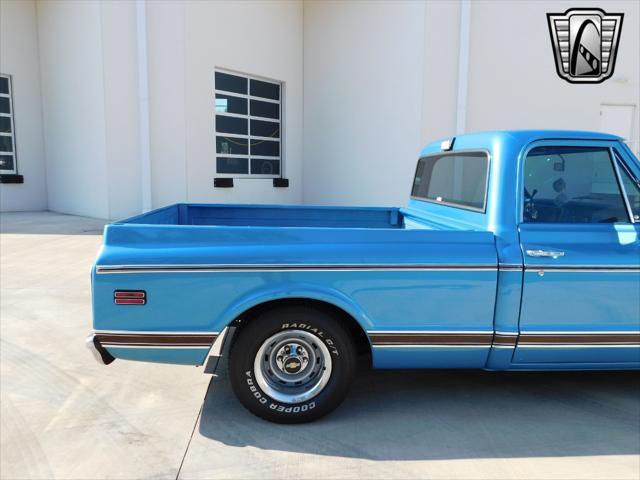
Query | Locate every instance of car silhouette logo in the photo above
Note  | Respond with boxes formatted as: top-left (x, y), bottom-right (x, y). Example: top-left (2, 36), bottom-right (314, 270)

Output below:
top-left (547, 8), bottom-right (623, 84)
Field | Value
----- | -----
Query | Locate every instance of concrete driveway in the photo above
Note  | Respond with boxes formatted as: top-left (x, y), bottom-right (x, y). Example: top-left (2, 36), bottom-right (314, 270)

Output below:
top-left (1, 211), bottom-right (639, 479)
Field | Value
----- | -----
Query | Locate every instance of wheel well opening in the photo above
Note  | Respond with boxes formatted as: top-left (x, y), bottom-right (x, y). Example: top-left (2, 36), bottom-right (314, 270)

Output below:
top-left (231, 298), bottom-right (372, 364)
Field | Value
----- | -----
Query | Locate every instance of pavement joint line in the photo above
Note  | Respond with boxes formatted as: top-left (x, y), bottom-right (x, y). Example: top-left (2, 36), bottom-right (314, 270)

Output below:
top-left (176, 376), bottom-right (213, 480)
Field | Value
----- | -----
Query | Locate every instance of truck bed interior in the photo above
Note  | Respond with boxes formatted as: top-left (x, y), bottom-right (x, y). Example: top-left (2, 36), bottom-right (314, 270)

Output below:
top-left (120, 203), bottom-right (405, 229)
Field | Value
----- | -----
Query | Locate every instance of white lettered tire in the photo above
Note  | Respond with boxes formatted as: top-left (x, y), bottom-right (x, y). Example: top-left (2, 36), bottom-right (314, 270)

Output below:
top-left (229, 306), bottom-right (357, 423)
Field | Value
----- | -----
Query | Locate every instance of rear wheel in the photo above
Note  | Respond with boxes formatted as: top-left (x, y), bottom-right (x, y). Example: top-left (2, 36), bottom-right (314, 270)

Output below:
top-left (228, 306), bottom-right (357, 423)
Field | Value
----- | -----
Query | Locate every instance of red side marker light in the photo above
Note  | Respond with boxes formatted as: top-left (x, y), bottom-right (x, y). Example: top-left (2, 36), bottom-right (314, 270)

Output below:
top-left (114, 290), bottom-right (146, 305)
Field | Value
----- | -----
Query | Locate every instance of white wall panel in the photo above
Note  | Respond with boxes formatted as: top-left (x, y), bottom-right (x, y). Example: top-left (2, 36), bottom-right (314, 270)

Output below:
top-left (3, 0), bottom-right (639, 216)
top-left (101, 0), bottom-right (142, 219)
top-left (0, 0), bottom-right (47, 212)
top-left (37, 0), bottom-right (109, 219)
top-left (303, 1), bottom-right (425, 207)
top-left (465, 0), bottom-right (640, 149)
top-left (146, 1), bottom-right (188, 209)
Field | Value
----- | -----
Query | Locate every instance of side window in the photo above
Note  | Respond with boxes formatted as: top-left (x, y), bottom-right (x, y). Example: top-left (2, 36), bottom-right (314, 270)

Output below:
top-left (0, 74), bottom-right (17, 174)
top-left (523, 146), bottom-right (629, 223)
top-left (615, 154), bottom-right (640, 222)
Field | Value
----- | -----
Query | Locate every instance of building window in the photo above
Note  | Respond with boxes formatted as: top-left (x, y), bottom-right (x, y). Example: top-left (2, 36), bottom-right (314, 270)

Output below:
top-left (0, 74), bottom-right (17, 174)
top-left (214, 70), bottom-right (282, 177)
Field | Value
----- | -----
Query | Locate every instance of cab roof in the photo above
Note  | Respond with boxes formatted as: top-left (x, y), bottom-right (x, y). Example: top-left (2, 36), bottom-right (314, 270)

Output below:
top-left (420, 130), bottom-right (621, 157)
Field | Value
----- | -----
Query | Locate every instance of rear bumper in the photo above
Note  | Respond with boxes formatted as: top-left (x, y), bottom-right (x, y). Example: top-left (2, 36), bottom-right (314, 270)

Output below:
top-left (86, 334), bottom-right (115, 365)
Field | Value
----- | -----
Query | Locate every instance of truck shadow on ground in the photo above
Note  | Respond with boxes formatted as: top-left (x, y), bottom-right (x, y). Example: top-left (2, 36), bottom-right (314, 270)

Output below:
top-left (199, 363), bottom-right (640, 460)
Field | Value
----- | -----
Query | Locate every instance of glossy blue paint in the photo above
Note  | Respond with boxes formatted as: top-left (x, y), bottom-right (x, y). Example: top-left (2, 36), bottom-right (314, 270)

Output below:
top-left (508, 361), bottom-right (640, 370)
top-left (484, 269), bottom-right (523, 370)
top-left (512, 346), bottom-right (640, 364)
top-left (517, 224), bottom-right (640, 364)
top-left (90, 130), bottom-right (640, 371)
top-left (372, 346), bottom-right (491, 369)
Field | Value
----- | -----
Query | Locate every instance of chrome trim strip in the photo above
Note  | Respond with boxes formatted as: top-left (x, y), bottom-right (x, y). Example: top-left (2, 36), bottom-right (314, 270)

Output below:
top-left (525, 266), bottom-right (640, 273)
top-left (372, 344), bottom-right (488, 349)
top-left (95, 331), bottom-right (217, 348)
top-left (517, 332), bottom-right (640, 346)
top-left (610, 147), bottom-right (636, 224)
top-left (372, 344), bottom-right (640, 349)
top-left (368, 330), bottom-right (492, 334)
top-left (367, 331), bottom-right (640, 349)
top-left (93, 329), bottom-right (219, 335)
top-left (369, 331), bottom-right (494, 347)
top-left (207, 327), bottom-right (229, 358)
top-left (103, 345), bottom-right (210, 350)
top-left (95, 264), bottom-right (498, 274)
top-left (86, 334), bottom-right (115, 365)
top-left (498, 264), bottom-right (523, 271)
top-left (86, 336), bottom-right (104, 364)
top-left (520, 330), bottom-right (640, 335)
top-left (102, 343), bottom-right (212, 347)
top-left (493, 331), bottom-right (519, 347)
top-left (518, 344), bottom-right (640, 349)
top-left (368, 330), bottom-right (640, 336)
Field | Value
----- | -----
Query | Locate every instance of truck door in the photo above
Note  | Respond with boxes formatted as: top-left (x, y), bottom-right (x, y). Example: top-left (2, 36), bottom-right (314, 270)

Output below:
top-left (515, 141), bottom-right (640, 366)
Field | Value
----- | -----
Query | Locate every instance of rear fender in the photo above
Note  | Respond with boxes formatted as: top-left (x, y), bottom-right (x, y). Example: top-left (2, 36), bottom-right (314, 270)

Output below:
top-left (212, 282), bottom-right (374, 335)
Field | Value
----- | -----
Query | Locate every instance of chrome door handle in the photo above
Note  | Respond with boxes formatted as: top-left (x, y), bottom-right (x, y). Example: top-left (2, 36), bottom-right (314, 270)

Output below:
top-left (526, 249), bottom-right (565, 259)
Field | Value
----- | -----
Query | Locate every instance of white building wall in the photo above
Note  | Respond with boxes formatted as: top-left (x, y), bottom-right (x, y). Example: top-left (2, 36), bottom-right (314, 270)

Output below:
top-left (303, 1), bottom-right (426, 207)
top-left (100, 1), bottom-right (142, 220)
top-left (146, 0), bottom-right (304, 207)
top-left (36, 0), bottom-right (110, 219)
top-left (303, 0), bottom-right (640, 208)
top-left (420, 0), bottom-right (460, 144)
top-left (465, 0), bottom-right (640, 154)
top-left (146, 1), bottom-right (188, 208)
top-left (0, 0), bottom-right (47, 212)
top-left (2, 0), bottom-right (639, 217)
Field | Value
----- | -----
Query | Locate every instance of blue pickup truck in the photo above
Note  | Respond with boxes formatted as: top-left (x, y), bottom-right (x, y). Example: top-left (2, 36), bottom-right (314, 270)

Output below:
top-left (88, 130), bottom-right (640, 423)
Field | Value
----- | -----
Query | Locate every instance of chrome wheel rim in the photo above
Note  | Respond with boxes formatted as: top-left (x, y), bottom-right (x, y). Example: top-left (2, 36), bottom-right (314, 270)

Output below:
top-left (253, 330), bottom-right (333, 404)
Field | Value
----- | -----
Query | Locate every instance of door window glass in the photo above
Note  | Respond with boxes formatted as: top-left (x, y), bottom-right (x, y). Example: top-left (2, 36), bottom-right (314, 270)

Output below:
top-left (523, 146), bottom-right (629, 223)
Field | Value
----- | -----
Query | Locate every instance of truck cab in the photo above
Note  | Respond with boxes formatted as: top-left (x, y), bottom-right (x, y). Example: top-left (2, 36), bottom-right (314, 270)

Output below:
top-left (415, 131), bottom-right (639, 369)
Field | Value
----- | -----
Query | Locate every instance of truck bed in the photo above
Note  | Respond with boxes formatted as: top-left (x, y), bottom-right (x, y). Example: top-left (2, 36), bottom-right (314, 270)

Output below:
top-left (98, 202), bottom-right (494, 270)
top-left (120, 203), bottom-right (405, 229)
top-left (94, 202), bottom-right (499, 370)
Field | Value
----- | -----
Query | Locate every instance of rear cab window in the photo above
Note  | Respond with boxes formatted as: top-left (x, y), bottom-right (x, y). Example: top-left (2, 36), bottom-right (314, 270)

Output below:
top-left (411, 152), bottom-right (489, 212)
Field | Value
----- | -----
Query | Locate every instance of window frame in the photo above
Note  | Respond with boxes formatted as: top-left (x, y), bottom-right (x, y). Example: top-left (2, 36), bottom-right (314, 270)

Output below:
top-left (410, 149), bottom-right (491, 213)
top-left (519, 141), bottom-right (636, 225)
top-left (0, 74), bottom-right (17, 175)
top-left (613, 148), bottom-right (640, 222)
top-left (214, 68), bottom-right (283, 179)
